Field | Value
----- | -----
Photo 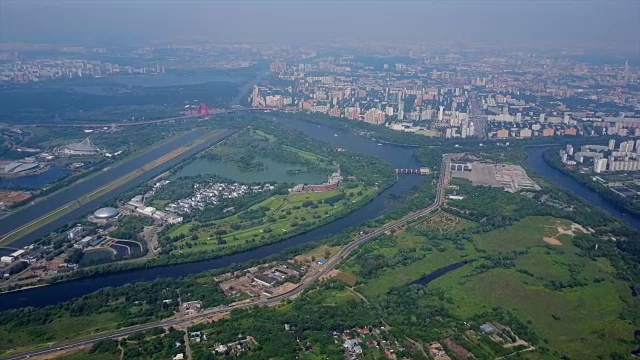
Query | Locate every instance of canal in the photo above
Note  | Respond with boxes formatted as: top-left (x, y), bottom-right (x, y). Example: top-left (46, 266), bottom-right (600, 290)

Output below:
top-left (1, 129), bottom-right (237, 248)
top-left (0, 115), bottom-right (424, 310)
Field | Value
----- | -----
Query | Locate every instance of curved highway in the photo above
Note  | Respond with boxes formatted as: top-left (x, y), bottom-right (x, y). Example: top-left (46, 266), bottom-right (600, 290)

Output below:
top-left (1, 155), bottom-right (451, 360)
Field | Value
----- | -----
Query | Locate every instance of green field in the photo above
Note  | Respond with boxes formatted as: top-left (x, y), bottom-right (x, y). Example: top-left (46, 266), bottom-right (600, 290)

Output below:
top-left (344, 215), bottom-right (639, 359)
top-left (168, 183), bottom-right (378, 256)
top-left (0, 313), bottom-right (124, 354)
top-left (415, 210), bottom-right (476, 233)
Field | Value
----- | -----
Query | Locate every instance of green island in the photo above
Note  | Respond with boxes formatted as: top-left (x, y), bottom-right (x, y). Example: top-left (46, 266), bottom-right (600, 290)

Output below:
top-left (2, 142), bottom-right (640, 360)
top-left (156, 125), bottom-right (394, 262)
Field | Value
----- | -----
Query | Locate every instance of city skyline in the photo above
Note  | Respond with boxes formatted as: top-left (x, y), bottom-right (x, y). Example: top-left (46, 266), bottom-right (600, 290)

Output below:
top-left (1, 0), bottom-right (640, 53)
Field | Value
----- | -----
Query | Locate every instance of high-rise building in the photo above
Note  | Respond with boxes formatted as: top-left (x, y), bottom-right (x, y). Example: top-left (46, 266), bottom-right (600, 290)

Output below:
top-left (539, 113), bottom-right (546, 122)
top-left (397, 101), bottom-right (404, 120)
top-left (364, 109), bottom-right (386, 125)
top-left (516, 112), bottom-right (522, 122)
top-left (438, 106), bottom-right (444, 122)
top-left (566, 144), bottom-right (574, 156)
top-left (594, 158), bottom-right (608, 173)
top-left (345, 107), bottom-right (360, 120)
top-left (620, 141), bottom-right (634, 153)
top-left (608, 139), bottom-right (616, 150)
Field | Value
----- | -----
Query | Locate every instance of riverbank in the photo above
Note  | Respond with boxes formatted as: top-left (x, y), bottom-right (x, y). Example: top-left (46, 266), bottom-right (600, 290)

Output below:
top-left (526, 146), bottom-right (640, 230)
top-left (0, 129), bottom-right (240, 249)
top-left (541, 147), bottom-right (640, 218)
top-left (0, 114), bottom-right (425, 309)
top-left (0, 129), bottom-right (229, 246)
top-left (0, 120), bottom-right (401, 292)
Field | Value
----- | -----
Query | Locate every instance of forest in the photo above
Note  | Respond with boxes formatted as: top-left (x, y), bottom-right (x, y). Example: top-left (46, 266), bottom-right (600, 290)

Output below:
top-left (202, 127), bottom-right (333, 174)
top-left (109, 215), bottom-right (154, 241)
top-left (0, 277), bottom-right (228, 353)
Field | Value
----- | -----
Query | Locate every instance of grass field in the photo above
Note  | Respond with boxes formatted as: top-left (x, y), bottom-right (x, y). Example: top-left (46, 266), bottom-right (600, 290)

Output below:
top-left (0, 312), bottom-right (123, 354)
top-left (415, 210), bottom-right (476, 233)
top-left (346, 215), bottom-right (639, 359)
top-left (168, 184), bottom-right (379, 257)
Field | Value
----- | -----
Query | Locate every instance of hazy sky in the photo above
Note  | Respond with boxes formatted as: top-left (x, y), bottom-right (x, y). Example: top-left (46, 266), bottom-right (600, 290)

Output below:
top-left (1, 0), bottom-right (639, 50)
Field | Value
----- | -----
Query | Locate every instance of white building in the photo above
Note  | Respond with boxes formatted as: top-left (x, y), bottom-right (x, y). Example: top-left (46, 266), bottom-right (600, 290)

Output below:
top-left (594, 158), bottom-right (608, 173)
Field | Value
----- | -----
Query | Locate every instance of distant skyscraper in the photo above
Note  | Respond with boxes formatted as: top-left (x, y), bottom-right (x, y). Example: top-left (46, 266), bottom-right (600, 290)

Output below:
top-left (608, 139), bottom-right (616, 150)
top-left (269, 61), bottom-right (287, 73)
top-left (438, 106), bottom-right (444, 122)
top-left (624, 60), bottom-right (630, 80)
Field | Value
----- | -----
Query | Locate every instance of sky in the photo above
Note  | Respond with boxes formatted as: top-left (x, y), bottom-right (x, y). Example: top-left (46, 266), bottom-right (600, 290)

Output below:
top-left (1, 0), bottom-right (639, 51)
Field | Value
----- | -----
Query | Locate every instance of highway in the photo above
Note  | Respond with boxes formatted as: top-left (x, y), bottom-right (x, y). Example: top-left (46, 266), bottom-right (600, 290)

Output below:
top-left (2, 155), bottom-right (452, 360)
top-left (31, 107), bottom-right (272, 128)
top-left (469, 92), bottom-right (486, 139)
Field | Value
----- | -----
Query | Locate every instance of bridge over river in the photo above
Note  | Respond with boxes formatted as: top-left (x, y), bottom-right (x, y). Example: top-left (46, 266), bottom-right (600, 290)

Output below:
top-left (395, 167), bottom-right (431, 175)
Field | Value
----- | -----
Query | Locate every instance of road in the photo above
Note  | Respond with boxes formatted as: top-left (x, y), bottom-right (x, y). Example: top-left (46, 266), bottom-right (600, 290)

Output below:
top-left (469, 92), bottom-right (486, 139)
top-left (30, 107), bottom-right (273, 128)
top-left (2, 155), bottom-right (452, 360)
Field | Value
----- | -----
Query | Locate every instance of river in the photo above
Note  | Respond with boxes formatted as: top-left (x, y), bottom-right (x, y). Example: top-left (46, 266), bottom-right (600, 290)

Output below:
top-left (0, 116), bottom-right (424, 310)
top-left (526, 146), bottom-right (640, 230)
top-left (5, 125), bottom-right (636, 310)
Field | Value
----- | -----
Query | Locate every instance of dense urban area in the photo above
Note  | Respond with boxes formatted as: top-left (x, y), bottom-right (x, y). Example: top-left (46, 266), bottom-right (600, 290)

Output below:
top-left (1, 12), bottom-right (640, 359)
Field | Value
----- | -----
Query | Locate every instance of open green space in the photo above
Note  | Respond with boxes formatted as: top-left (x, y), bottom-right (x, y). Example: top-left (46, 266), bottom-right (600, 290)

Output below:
top-left (198, 127), bottom-right (333, 174)
top-left (415, 209), bottom-right (476, 233)
top-left (344, 214), bottom-right (639, 359)
top-left (167, 183), bottom-right (378, 257)
top-left (0, 277), bottom-right (228, 356)
top-left (157, 125), bottom-right (395, 262)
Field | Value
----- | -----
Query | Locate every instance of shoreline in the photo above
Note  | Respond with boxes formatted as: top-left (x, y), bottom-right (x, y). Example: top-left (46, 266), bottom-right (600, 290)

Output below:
top-left (0, 163), bottom-right (50, 179)
top-left (0, 169), bottom-right (397, 294)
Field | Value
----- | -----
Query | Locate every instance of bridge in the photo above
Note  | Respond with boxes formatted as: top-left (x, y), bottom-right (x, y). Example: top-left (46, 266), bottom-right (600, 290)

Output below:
top-left (395, 167), bottom-right (431, 175)
top-left (28, 107), bottom-right (274, 128)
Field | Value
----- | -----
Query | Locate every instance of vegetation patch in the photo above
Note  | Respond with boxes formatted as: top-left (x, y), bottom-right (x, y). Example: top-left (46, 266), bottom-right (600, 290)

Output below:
top-left (415, 210), bottom-right (476, 233)
top-left (343, 214), bottom-right (639, 359)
